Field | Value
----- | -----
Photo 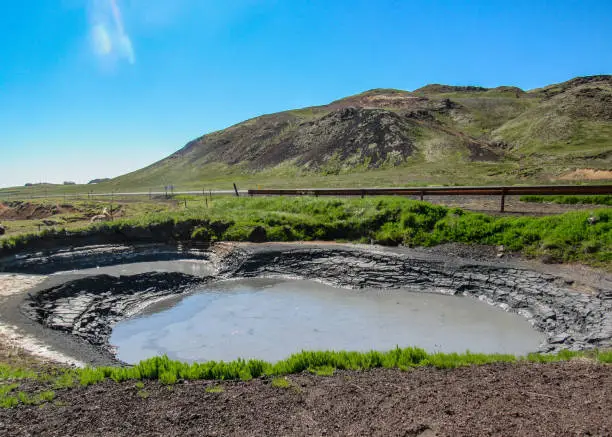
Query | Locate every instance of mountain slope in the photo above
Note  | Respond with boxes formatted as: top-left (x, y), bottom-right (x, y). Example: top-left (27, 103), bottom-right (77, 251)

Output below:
top-left (113, 75), bottom-right (612, 189)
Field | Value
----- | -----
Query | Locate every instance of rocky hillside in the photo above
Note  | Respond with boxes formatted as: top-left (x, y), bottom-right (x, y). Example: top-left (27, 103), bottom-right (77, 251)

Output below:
top-left (114, 75), bottom-right (612, 188)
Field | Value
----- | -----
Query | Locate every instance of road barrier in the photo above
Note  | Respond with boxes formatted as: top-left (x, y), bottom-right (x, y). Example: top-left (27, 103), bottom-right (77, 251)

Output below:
top-left (247, 185), bottom-right (612, 212)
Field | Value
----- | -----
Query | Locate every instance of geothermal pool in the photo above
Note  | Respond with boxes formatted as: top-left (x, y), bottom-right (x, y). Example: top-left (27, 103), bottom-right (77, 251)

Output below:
top-left (109, 278), bottom-right (545, 364)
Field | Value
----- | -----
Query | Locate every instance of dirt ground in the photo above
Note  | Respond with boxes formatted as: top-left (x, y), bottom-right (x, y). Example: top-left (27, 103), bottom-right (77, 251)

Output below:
top-left (0, 202), bottom-right (79, 221)
top-left (558, 169), bottom-right (612, 181)
top-left (0, 362), bottom-right (610, 436)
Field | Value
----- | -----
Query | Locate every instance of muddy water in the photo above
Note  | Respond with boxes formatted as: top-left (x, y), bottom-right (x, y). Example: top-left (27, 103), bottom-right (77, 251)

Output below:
top-left (110, 278), bottom-right (545, 363)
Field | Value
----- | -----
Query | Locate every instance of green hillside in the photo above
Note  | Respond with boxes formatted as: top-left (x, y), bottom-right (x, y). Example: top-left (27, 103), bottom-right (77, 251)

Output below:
top-left (4, 75), bottom-right (612, 193)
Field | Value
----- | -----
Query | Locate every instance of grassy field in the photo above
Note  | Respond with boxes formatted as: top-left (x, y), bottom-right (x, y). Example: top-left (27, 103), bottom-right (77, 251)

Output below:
top-left (1, 348), bottom-right (610, 408)
top-left (520, 194), bottom-right (612, 206)
top-left (0, 161), bottom-right (540, 197)
top-left (2, 196), bottom-right (610, 267)
top-left (0, 197), bottom-right (176, 238)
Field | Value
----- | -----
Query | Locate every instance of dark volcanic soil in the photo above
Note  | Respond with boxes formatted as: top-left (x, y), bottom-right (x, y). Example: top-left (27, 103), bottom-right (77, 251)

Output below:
top-left (1, 362), bottom-right (610, 437)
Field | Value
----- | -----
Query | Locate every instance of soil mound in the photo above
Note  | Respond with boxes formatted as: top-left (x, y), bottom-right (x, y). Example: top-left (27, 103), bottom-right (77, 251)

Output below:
top-left (0, 202), bottom-right (76, 220)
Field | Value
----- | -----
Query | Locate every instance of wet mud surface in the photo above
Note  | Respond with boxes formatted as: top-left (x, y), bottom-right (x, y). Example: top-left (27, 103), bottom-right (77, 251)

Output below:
top-left (111, 278), bottom-right (544, 363)
top-left (0, 362), bottom-right (610, 437)
top-left (223, 245), bottom-right (612, 353)
top-left (0, 242), bottom-right (611, 364)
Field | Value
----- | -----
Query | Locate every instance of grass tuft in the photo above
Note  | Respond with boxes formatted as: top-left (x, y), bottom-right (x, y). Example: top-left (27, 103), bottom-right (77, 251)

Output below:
top-left (308, 366), bottom-right (335, 376)
top-left (205, 385), bottom-right (225, 393)
top-left (270, 377), bottom-right (291, 388)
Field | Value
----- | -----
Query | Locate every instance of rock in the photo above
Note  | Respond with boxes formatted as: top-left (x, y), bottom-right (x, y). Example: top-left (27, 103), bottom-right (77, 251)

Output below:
top-left (550, 332), bottom-right (570, 344)
top-left (0, 224), bottom-right (5, 235)
top-left (248, 226), bottom-right (267, 243)
top-left (587, 216), bottom-right (598, 225)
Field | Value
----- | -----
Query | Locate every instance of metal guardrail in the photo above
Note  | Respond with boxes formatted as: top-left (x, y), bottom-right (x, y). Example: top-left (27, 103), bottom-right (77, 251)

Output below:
top-left (247, 185), bottom-right (612, 212)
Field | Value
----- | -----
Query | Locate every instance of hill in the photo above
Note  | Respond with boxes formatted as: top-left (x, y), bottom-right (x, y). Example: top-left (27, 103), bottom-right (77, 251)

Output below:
top-left (65, 75), bottom-right (612, 190)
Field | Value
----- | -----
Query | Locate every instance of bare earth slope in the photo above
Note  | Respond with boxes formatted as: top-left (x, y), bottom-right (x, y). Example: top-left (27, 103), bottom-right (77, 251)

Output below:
top-left (109, 75), bottom-right (612, 189)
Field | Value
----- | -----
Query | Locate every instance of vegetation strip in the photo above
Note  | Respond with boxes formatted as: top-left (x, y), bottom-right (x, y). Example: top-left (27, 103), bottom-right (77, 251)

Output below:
top-left (1, 197), bottom-right (610, 266)
top-left (1, 348), bottom-right (610, 408)
top-left (520, 194), bottom-right (612, 206)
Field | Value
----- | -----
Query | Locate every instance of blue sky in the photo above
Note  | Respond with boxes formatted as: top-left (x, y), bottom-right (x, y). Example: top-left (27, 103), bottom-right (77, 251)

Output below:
top-left (1, 0), bottom-right (611, 188)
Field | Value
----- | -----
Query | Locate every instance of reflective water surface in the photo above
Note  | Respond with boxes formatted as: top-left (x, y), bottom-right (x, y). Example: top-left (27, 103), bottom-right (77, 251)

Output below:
top-left (53, 260), bottom-right (215, 277)
top-left (110, 278), bottom-right (545, 363)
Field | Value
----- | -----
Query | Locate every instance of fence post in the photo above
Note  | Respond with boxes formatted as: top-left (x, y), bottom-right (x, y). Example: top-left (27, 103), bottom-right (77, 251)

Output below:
top-left (500, 188), bottom-right (507, 213)
top-left (233, 183), bottom-right (239, 197)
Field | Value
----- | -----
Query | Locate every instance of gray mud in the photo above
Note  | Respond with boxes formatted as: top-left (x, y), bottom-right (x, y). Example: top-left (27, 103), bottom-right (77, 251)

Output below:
top-left (111, 278), bottom-right (545, 364)
top-left (0, 242), bottom-right (610, 365)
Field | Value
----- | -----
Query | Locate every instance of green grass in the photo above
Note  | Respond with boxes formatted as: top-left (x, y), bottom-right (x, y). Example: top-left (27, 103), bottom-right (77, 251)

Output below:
top-left (0, 396), bottom-right (18, 408)
top-left (2, 197), bottom-right (610, 266)
top-left (308, 365), bottom-right (335, 376)
top-left (0, 197), bottom-right (175, 239)
top-left (68, 347), bottom-right (610, 387)
top-left (205, 385), bottom-right (225, 393)
top-left (0, 364), bottom-right (37, 380)
top-left (0, 385), bottom-right (55, 409)
top-left (520, 195), bottom-right (612, 206)
top-left (52, 372), bottom-right (75, 389)
top-left (270, 377), bottom-right (291, 388)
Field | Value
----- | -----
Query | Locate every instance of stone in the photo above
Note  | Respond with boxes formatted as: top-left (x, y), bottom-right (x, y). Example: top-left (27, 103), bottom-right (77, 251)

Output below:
top-left (248, 226), bottom-right (267, 243)
top-left (549, 332), bottom-right (570, 344)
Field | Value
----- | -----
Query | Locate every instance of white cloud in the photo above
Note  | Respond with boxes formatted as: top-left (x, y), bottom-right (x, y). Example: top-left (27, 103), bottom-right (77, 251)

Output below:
top-left (91, 24), bottom-right (112, 55)
top-left (89, 0), bottom-right (135, 65)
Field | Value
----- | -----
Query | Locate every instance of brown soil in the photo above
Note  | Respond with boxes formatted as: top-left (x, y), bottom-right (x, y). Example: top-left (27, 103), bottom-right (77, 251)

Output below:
top-left (0, 201), bottom-right (125, 223)
top-left (1, 362), bottom-right (610, 436)
top-left (0, 202), bottom-right (76, 221)
top-left (558, 168), bottom-right (612, 181)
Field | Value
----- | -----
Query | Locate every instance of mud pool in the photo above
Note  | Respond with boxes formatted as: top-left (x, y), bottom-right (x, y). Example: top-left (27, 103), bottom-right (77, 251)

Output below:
top-left (110, 278), bottom-right (545, 363)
